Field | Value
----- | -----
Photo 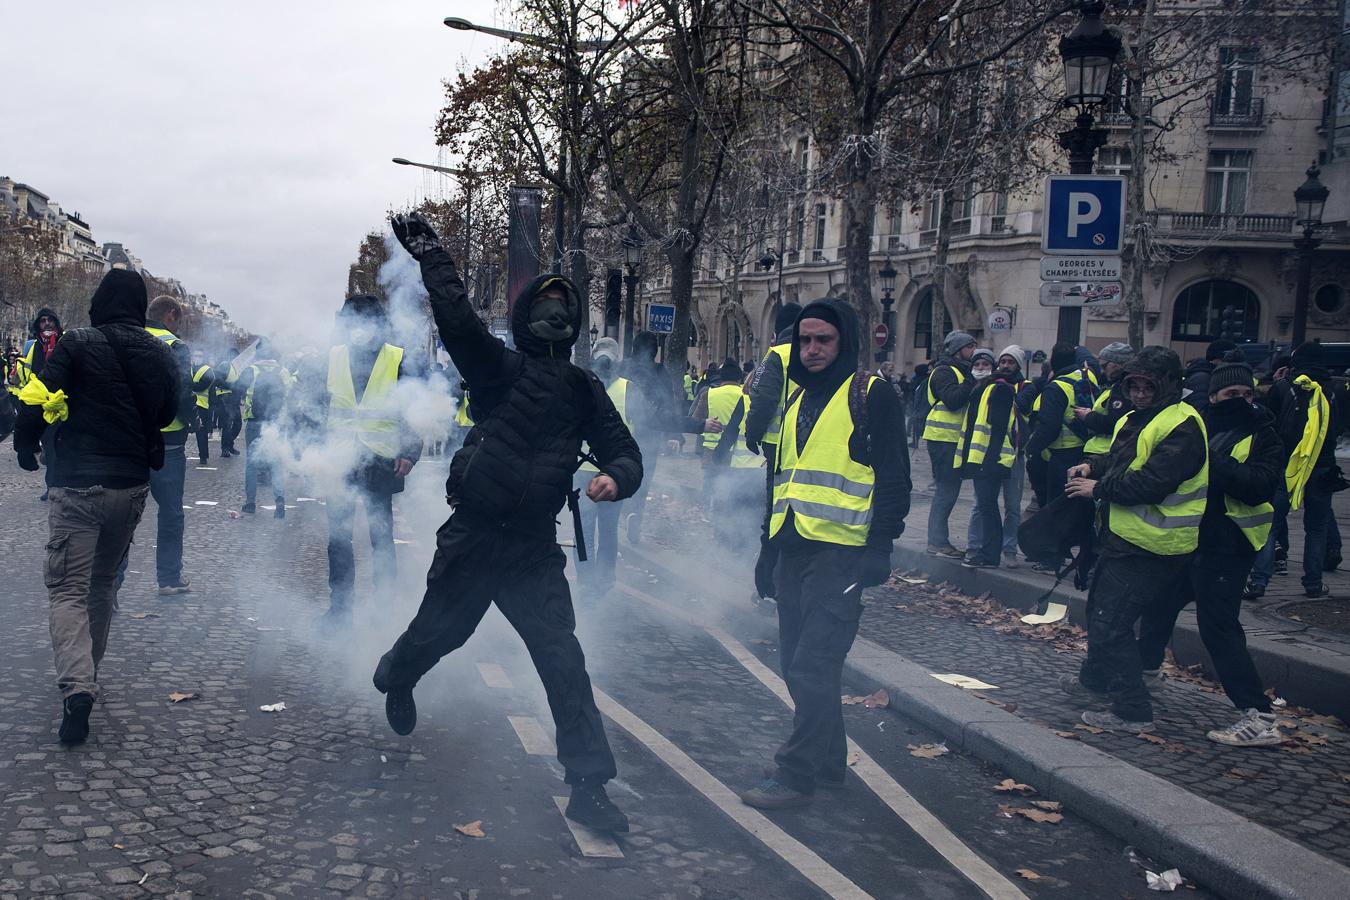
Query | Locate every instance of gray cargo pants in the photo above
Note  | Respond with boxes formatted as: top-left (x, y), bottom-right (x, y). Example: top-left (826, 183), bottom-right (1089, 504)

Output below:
top-left (46, 484), bottom-right (149, 699)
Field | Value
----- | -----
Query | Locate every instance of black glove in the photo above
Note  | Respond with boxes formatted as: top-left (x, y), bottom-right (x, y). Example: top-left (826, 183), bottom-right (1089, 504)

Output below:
top-left (17, 450), bottom-right (39, 472)
top-left (390, 212), bottom-right (442, 260)
top-left (746, 437), bottom-right (760, 456)
top-left (754, 545), bottom-right (777, 599)
top-left (858, 546), bottom-right (893, 588)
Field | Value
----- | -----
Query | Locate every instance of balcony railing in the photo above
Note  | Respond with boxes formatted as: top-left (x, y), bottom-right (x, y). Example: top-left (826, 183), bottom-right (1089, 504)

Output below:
top-left (1210, 96), bottom-right (1264, 129)
top-left (1148, 210), bottom-right (1293, 235)
top-left (1100, 96), bottom-right (1155, 127)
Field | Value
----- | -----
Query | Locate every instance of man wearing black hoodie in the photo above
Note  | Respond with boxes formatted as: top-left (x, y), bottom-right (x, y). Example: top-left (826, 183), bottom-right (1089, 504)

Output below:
top-left (16, 307), bottom-right (63, 499)
top-left (1025, 342), bottom-right (1094, 572)
top-left (14, 270), bottom-right (178, 744)
top-left (373, 213), bottom-right (642, 834)
top-left (740, 300), bottom-right (910, 809)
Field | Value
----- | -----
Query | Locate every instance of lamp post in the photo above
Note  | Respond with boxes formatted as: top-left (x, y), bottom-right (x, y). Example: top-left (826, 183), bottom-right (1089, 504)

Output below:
top-left (1055, 0), bottom-right (1122, 345)
top-left (392, 157), bottom-right (476, 293)
top-left (759, 245), bottom-right (785, 316)
top-left (622, 224), bottom-right (641, 355)
top-left (878, 258), bottom-right (898, 363)
top-left (1292, 163), bottom-right (1329, 347)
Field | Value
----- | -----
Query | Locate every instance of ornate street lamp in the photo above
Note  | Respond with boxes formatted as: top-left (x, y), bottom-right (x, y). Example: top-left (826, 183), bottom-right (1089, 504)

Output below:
top-left (878, 258), bottom-right (899, 362)
top-left (1292, 163), bottom-right (1330, 346)
top-left (622, 224), bottom-right (641, 355)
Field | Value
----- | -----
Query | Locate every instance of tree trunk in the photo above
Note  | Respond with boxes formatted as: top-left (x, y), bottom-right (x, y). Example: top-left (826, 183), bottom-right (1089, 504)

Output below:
top-left (842, 144), bottom-right (878, 347)
top-left (567, 189), bottom-right (592, 365)
top-left (930, 187), bottom-right (956, 354)
top-left (1123, 0), bottom-right (1157, 351)
top-left (667, 244), bottom-right (696, 378)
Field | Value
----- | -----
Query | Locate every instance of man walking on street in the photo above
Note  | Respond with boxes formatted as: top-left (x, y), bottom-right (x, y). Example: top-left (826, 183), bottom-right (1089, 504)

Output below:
top-left (1059, 347), bottom-right (1208, 733)
top-left (740, 299), bottom-right (910, 809)
top-left (216, 348), bottom-right (242, 457)
top-left (15, 308), bottom-right (64, 500)
top-left (373, 213), bottom-right (642, 834)
top-left (958, 350), bottom-right (1018, 569)
top-left (232, 340), bottom-right (289, 516)
top-left (190, 355), bottom-right (217, 463)
top-left (13, 269), bottom-right (178, 744)
top-left (923, 330), bottom-right (976, 558)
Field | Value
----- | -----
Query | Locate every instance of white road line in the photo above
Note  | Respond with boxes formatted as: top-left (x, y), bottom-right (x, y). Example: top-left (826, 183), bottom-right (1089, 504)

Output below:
top-left (551, 796), bottom-right (625, 859)
top-left (508, 715), bottom-right (556, 756)
top-left (593, 687), bottom-right (871, 900)
top-left (616, 583), bottom-right (1029, 900)
top-left (477, 662), bottom-right (513, 689)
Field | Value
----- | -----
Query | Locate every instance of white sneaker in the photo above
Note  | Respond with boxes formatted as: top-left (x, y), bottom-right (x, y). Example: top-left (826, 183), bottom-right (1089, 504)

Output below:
top-left (1207, 709), bottom-right (1282, 747)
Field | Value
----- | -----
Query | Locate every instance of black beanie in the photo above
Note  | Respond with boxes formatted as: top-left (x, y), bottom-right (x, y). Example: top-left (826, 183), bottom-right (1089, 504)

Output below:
top-left (774, 303), bottom-right (802, 335)
top-left (1209, 362), bottom-right (1254, 395)
top-left (1050, 342), bottom-right (1077, 373)
top-left (1206, 339), bottom-right (1237, 362)
top-left (1292, 341), bottom-right (1323, 369)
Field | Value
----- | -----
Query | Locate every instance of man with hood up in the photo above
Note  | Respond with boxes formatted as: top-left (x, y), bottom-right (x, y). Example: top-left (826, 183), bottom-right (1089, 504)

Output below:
top-left (1060, 347), bottom-right (1208, 733)
top-left (16, 308), bottom-right (64, 499)
top-left (14, 270), bottom-right (179, 744)
top-left (740, 299), bottom-right (910, 809)
top-left (319, 294), bottom-right (423, 625)
top-left (923, 330), bottom-right (977, 558)
top-left (374, 213), bottom-right (643, 834)
top-left (1024, 341), bottom-right (1096, 572)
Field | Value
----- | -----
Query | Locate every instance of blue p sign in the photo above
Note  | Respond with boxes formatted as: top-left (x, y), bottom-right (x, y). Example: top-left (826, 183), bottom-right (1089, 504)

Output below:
top-left (1041, 175), bottom-right (1126, 254)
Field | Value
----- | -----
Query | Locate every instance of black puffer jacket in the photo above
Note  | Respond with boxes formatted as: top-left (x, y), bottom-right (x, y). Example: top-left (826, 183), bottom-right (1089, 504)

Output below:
top-left (418, 248), bottom-right (642, 533)
top-left (1199, 399), bottom-right (1282, 557)
top-left (14, 270), bottom-right (179, 488)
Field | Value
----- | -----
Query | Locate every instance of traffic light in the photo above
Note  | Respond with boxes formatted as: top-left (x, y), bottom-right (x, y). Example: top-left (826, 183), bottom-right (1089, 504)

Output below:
top-left (604, 268), bottom-right (621, 335)
top-left (1219, 304), bottom-right (1245, 340)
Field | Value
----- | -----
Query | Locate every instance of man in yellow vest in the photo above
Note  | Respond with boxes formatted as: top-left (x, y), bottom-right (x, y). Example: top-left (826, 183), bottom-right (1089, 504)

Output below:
top-left (1024, 342), bottom-right (1096, 573)
top-left (190, 355), bottom-right (217, 463)
top-left (1076, 342), bottom-right (1135, 460)
top-left (16, 308), bottom-right (64, 500)
top-left (574, 338), bottom-right (631, 597)
top-left (692, 360), bottom-right (747, 512)
top-left (739, 300), bottom-right (910, 810)
top-left (1060, 347), bottom-right (1208, 733)
top-left (142, 296), bottom-right (198, 596)
top-left (1135, 359), bottom-right (1284, 746)
top-left (230, 339), bottom-right (291, 515)
top-left (955, 350), bottom-right (1018, 568)
top-left (216, 348), bottom-right (242, 457)
top-left (322, 295), bottom-right (422, 624)
top-left (923, 330), bottom-right (976, 558)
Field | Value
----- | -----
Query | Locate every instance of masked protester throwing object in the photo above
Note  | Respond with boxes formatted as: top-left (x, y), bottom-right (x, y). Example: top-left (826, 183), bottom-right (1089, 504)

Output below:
top-left (374, 213), bottom-right (643, 834)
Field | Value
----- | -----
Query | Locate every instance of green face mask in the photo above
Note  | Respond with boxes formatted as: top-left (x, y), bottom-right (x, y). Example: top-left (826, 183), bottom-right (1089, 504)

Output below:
top-left (528, 295), bottom-right (574, 342)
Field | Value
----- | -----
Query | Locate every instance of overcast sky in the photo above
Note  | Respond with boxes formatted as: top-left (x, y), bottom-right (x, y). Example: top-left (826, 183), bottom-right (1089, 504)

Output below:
top-left (3, 2), bottom-right (503, 334)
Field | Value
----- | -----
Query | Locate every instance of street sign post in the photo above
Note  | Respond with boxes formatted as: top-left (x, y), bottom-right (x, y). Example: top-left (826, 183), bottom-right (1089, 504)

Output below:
top-left (1039, 282), bottom-right (1124, 307)
top-left (1039, 255), bottom-right (1122, 281)
top-left (873, 323), bottom-right (889, 347)
top-left (1041, 175), bottom-right (1126, 255)
top-left (647, 304), bottom-right (675, 333)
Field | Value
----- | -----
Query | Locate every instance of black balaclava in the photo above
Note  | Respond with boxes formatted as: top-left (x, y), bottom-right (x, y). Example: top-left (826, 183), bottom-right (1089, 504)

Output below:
top-left (89, 269), bottom-right (148, 328)
top-left (510, 274), bottom-right (583, 357)
top-left (786, 298), bottom-right (860, 394)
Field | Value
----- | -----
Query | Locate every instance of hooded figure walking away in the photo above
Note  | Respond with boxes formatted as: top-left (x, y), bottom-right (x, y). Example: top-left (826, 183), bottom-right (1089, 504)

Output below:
top-left (374, 213), bottom-right (643, 834)
top-left (13, 270), bottom-right (178, 744)
top-left (16, 308), bottom-right (64, 499)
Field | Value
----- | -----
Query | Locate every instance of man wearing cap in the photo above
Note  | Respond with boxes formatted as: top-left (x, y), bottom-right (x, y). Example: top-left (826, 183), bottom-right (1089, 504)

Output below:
top-left (1060, 347), bottom-right (1208, 733)
top-left (923, 330), bottom-right (977, 558)
top-left (1077, 342), bottom-right (1135, 459)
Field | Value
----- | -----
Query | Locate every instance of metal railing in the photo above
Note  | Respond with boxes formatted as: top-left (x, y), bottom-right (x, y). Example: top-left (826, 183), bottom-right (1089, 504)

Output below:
top-left (1148, 210), bottom-right (1293, 234)
top-left (1210, 96), bottom-right (1264, 128)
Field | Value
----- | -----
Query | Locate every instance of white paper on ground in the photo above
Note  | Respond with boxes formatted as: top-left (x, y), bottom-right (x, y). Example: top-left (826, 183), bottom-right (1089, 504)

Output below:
top-left (1021, 602), bottom-right (1068, 625)
top-left (930, 673), bottom-right (999, 690)
top-left (1146, 869), bottom-right (1183, 891)
top-left (195, 467), bottom-right (217, 471)
top-left (194, 501), bottom-right (218, 506)
top-left (297, 497), bottom-right (319, 502)
top-left (259, 702), bottom-right (286, 713)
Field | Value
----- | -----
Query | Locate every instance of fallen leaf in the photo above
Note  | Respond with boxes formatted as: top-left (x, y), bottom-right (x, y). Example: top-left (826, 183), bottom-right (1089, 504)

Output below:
top-left (128, 612), bottom-right (160, 620)
top-left (113, 843), bottom-right (124, 849)
top-left (1223, 768), bottom-right (1256, 780)
top-left (1295, 733), bottom-right (1329, 746)
top-left (841, 695), bottom-right (868, 706)
top-left (1005, 805), bottom-right (1063, 824)
top-left (1053, 730), bottom-right (1080, 740)
top-left (1075, 723), bottom-right (1105, 735)
top-left (168, 691), bottom-right (197, 703)
top-left (993, 778), bottom-right (1036, 795)
top-left (908, 742), bottom-right (950, 759)
top-left (453, 820), bottom-right (486, 838)
top-left (1281, 742), bottom-right (1312, 755)
top-left (862, 688), bottom-right (889, 709)
top-left (1015, 868), bottom-right (1041, 881)
top-left (1030, 800), bottom-right (1062, 812)
top-left (1137, 732), bottom-right (1167, 745)
top-left (899, 575), bottom-right (928, 585)
top-left (1002, 702), bottom-right (1019, 714)
top-left (846, 750), bottom-right (861, 767)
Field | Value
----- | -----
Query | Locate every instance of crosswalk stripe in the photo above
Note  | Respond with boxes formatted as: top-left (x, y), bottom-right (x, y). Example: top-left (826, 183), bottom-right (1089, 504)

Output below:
top-left (477, 662), bottom-right (513, 689)
top-left (507, 716), bottom-right (555, 756)
top-left (551, 796), bottom-right (625, 858)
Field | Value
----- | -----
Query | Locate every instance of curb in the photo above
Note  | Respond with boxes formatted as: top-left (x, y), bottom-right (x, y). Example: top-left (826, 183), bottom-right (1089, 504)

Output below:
top-left (891, 545), bottom-right (1350, 724)
top-left (841, 637), bottom-right (1350, 900)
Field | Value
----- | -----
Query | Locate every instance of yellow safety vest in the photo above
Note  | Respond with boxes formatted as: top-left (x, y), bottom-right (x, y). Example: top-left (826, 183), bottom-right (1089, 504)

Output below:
top-left (770, 376), bottom-right (877, 546)
top-left (454, 391), bottom-right (474, 427)
top-left (760, 342), bottom-right (796, 447)
top-left (580, 378), bottom-right (630, 474)
top-left (12, 340), bottom-right (37, 395)
top-left (955, 384), bottom-right (1015, 470)
top-left (703, 382), bottom-right (760, 468)
top-left (146, 326), bottom-right (187, 432)
top-left (1106, 403), bottom-right (1209, 556)
top-left (922, 365), bottom-right (966, 443)
top-left (243, 362), bottom-right (292, 420)
top-left (192, 364), bottom-right (212, 409)
top-left (1224, 435), bottom-right (1274, 551)
top-left (683, 373), bottom-right (695, 403)
top-left (1284, 374), bottom-right (1330, 510)
top-left (1083, 386), bottom-right (1116, 456)
top-left (327, 343), bottom-right (403, 458)
top-left (1031, 379), bottom-right (1085, 451)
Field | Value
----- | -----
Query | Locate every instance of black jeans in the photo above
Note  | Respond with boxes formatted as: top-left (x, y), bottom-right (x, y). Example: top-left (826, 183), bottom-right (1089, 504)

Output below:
top-left (377, 512), bottom-right (616, 785)
top-left (1078, 554), bottom-right (1187, 722)
top-left (772, 541), bottom-right (864, 793)
top-left (194, 408), bottom-right (212, 461)
top-left (220, 403), bottom-right (241, 453)
top-left (327, 487), bottom-right (396, 610)
top-left (969, 475), bottom-right (1005, 565)
top-left (1136, 551), bottom-right (1270, 712)
top-left (1031, 447), bottom-right (1083, 563)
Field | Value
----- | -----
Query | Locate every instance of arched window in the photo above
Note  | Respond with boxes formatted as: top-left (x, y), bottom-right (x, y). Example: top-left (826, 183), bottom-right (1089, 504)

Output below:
top-left (1171, 280), bottom-right (1260, 343)
top-left (912, 289), bottom-right (954, 353)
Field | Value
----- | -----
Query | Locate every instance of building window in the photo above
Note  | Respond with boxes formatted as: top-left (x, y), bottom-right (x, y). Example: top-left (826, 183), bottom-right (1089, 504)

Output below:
top-left (1097, 147), bottom-right (1133, 177)
top-left (813, 204), bottom-right (827, 252)
top-left (791, 204), bottom-right (805, 251)
top-left (956, 181), bottom-right (975, 221)
top-left (1204, 150), bottom-right (1251, 215)
top-left (1216, 47), bottom-right (1256, 116)
top-left (796, 136), bottom-right (810, 174)
top-left (922, 193), bottom-right (942, 230)
top-left (1315, 284), bottom-right (1345, 314)
top-left (913, 289), bottom-right (954, 353)
top-left (1171, 280), bottom-right (1259, 343)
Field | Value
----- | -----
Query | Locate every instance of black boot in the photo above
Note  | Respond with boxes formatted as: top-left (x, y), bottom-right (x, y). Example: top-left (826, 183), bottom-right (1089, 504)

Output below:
top-left (565, 783), bottom-right (630, 833)
top-left (59, 693), bottom-right (95, 744)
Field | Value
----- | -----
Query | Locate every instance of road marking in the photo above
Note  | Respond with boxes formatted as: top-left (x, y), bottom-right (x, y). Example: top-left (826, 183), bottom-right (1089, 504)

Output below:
top-left (477, 663), bottom-right (513, 689)
top-left (551, 796), bottom-right (625, 858)
top-left (616, 583), bottom-right (1029, 900)
top-left (593, 688), bottom-right (870, 900)
top-left (508, 716), bottom-right (556, 756)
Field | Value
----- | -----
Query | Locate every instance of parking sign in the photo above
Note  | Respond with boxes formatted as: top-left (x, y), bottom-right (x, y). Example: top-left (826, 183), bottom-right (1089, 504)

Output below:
top-left (1041, 175), bottom-right (1126, 254)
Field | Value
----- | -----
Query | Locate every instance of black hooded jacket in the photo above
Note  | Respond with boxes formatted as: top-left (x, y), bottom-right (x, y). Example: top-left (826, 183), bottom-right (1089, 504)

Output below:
top-left (775, 300), bottom-right (910, 552)
top-left (417, 247), bottom-right (642, 532)
top-left (744, 324), bottom-right (797, 449)
top-left (1199, 399), bottom-right (1282, 557)
top-left (1085, 347), bottom-right (1208, 559)
top-left (15, 270), bottom-right (178, 488)
top-left (23, 307), bottom-right (63, 378)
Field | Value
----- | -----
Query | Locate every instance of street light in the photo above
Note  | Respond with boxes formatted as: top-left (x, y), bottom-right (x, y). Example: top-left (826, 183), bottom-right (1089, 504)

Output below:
top-left (1292, 163), bottom-right (1330, 347)
top-left (622, 224), bottom-right (641, 355)
top-left (392, 157), bottom-right (478, 297)
top-left (759, 246), bottom-right (786, 325)
top-left (878, 258), bottom-right (899, 363)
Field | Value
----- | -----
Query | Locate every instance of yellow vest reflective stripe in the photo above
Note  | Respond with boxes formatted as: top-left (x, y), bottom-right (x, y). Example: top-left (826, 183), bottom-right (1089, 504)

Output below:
top-left (770, 377), bottom-right (876, 546)
top-left (1284, 375), bottom-right (1330, 510)
top-left (1083, 386), bottom-right (1115, 455)
top-left (146, 326), bottom-right (187, 432)
top-left (703, 383), bottom-right (760, 467)
top-left (192, 365), bottom-right (211, 409)
top-left (1106, 403), bottom-right (1209, 555)
top-left (955, 385), bottom-right (1015, 469)
top-left (761, 343), bottom-right (796, 447)
top-left (922, 365), bottom-right (966, 443)
top-left (454, 391), bottom-right (474, 427)
top-left (327, 343), bottom-right (403, 458)
top-left (1225, 435), bottom-right (1274, 551)
top-left (1031, 379), bottom-right (1085, 450)
top-left (580, 378), bottom-right (630, 473)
